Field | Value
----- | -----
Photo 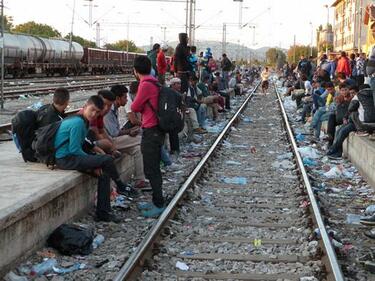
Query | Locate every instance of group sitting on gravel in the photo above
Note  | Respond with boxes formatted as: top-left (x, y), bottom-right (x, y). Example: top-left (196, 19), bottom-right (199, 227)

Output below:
top-left (12, 32), bottom-right (249, 222)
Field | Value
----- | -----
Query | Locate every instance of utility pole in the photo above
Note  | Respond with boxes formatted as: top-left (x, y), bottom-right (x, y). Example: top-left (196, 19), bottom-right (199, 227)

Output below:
top-left (127, 16), bottom-right (130, 60)
top-left (0, 0), bottom-right (4, 109)
top-left (185, 0), bottom-right (189, 34)
top-left (358, 0), bottom-right (363, 53)
top-left (310, 22), bottom-right (313, 57)
top-left (188, 0), bottom-right (193, 44)
top-left (161, 26), bottom-right (167, 42)
top-left (222, 23), bottom-right (227, 54)
top-left (293, 35), bottom-right (296, 64)
top-left (96, 22), bottom-right (100, 47)
top-left (69, 0), bottom-right (76, 61)
top-left (324, 4), bottom-right (329, 54)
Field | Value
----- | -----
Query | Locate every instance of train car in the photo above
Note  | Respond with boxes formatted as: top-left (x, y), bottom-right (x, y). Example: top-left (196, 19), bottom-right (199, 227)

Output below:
top-left (3, 33), bottom-right (84, 77)
top-left (81, 48), bottom-right (145, 74)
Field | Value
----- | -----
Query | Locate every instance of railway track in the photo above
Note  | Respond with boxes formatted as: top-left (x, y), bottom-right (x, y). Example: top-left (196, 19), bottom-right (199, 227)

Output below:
top-left (112, 81), bottom-right (344, 281)
top-left (3, 74), bottom-right (132, 87)
top-left (3, 78), bottom-right (133, 99)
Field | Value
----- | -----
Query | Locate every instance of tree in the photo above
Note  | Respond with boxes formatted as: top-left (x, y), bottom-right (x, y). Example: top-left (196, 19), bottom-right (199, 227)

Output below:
top-left (287, 45), bottom-right (318, 64)
top-left (104, 40), bottom-right (143, 53)
top-left (13, 21), bottom-right (61, 38)
top-left (64, 33), bottom-right (96, 48)
top-left (266, 48), bottom-right (286, 68)
top-left (0, 15), bottom-right (13, 31)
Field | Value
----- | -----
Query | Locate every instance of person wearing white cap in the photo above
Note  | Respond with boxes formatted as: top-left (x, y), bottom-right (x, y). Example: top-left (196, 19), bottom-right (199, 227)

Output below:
top-left (168, 78), bottom-right (184, 157)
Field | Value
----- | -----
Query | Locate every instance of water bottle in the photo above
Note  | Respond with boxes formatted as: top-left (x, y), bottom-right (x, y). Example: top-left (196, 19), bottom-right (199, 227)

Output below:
top-left (92, 234), bottom-right (105, 249)
top-left (30, 258), bottom-right (57, 276)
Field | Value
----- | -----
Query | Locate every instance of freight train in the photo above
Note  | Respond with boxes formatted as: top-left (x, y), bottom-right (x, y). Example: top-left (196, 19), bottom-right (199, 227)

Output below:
top-left (2, 33), bottom-right (144, 78)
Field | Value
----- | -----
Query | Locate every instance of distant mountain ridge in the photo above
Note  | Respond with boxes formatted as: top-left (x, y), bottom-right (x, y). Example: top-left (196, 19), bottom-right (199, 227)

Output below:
top-left (141, 40), bottom-right (280, 61)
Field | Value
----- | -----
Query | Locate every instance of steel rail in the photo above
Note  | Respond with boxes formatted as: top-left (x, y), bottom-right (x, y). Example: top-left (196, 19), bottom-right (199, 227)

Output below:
top-left (3, 79), bottom-right (132, 98)
top-left (113, 82), bottom-right (261, 281)
top-left (274, 81), bottom-right (344, 281)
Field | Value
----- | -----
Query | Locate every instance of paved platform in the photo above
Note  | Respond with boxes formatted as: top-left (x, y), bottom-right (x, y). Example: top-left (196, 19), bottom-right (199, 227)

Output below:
top-left (0, 141), bottom-right (133, 275)
top-left (343, 133), bottom-right (375, 188)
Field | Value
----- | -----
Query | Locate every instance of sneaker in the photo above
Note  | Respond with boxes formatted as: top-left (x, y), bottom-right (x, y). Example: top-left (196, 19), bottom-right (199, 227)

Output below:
top-left (134, 180), bottom-right (152, 191)
top-left (137, 202), bottom-right (154, 210)
top-left (327, 154), bottom-right (342, 160)
top-left (165, 162), bottom-right (182, 172)
top-left (356, 131), bottom-right (369, 137)
top-left (360, 214), bottom-right (375, 226)
top-left (141, 205), bottom-right (166, 218)
top-left (117, 184), bottom-right (140, 200)
top-left (95, 211), bottom-right (121, 223)
top-left (193, 128), bottom-right (207, 134)
top-left (364, 229), bottom-right (375, 239)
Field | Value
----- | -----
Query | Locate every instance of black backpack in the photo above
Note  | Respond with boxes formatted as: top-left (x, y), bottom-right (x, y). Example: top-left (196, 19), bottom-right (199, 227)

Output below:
top-left (148, 82), bottom-right (184, 133)
top-left (47, 224), bottom-right (94, 256)
top-left (32, 118), bottom-right (70, 167)
top-left (11, 110), bottom-right (38, 162)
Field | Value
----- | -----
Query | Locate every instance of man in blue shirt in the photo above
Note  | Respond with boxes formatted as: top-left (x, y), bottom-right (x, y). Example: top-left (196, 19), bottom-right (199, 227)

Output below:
top-left (55, 95), bottom-right (133, 223)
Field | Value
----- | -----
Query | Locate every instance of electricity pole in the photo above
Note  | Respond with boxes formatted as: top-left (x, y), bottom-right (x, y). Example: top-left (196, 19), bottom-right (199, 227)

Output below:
top-left (69, 0), bottom-right (76, 61)
top-left (0, 0), bottom-right (4, 109)
top-left (222, 23), bottom-right (227, 54)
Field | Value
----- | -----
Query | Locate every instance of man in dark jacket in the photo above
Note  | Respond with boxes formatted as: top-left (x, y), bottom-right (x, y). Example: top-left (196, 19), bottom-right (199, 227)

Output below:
top-left (37, 87), bottom-right (70, 128)
top-left (174, 33), bottom-right (191, 94)
top-left (147, 43), bottom-right (160, 76)
top-left (221, 53), bottom-right (232, 88)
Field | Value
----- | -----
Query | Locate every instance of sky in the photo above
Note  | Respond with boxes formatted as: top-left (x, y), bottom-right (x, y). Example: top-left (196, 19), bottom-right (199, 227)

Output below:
top-left (6, 0), bottom-right (333, 49)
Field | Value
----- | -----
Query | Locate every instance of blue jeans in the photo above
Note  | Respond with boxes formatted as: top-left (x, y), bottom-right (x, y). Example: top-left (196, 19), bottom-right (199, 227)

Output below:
top-left (196, 104), bottom-right (207, 128)
top-left (160, 145), bottom-right (172, 166)
top-left (310, 107), bottom-right (330, 138)
top-left (328, 121), bottom-right (356, 156)
top-left (370, 77), bottom-right (375, 108)
top-left (222, 71), bottom-right (229, 89)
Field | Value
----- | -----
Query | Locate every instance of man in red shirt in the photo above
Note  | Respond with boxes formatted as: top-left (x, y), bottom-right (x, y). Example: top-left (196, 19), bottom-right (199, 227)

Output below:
top-left (157, 44), bottom-right (168, 85)
top-left (336, 51), bottom-right (351, 78)
top-left (131, 56), bottom-right (166, 218)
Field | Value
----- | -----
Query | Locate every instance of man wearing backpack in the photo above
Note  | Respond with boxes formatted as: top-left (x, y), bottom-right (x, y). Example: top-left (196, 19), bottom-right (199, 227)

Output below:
top-left (131, 56), bottom-right (166, 218)
top-left (37, 88), bottom-right (70, 128)
top-left (12, 88), bottom-right (70, 163)
top-left (54, 96), bottom-right (135, 223)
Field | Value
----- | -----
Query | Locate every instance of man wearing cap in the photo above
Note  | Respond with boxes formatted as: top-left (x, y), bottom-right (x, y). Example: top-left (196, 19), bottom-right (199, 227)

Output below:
top-left (168, 77), bottom-right (184, 157)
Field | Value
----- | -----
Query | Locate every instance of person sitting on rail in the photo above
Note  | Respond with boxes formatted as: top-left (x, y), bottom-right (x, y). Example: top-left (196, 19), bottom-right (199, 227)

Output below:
top-left (103, 84), bottom-right (147, 191)
top-left (54, 96), bottom-right (137, 223)
top-left (179, 76), bottom-right (207, 136)
top-left (300, 78), bottom-right (322, 124)
top-left (309, 81), bottom-right (337, 140)
top-left (36, 87), bottom-right (70, 128)
top-left (185, 75), bottom-right (208, 134)
top-left (214, 71), bottom-right (231, 110)
top-left (327, 84), bottom-right (375, 158)
top-left (336, 72), bottom-right (356, 87)
top-left (325, 84), bottom-right (357, 146)
top-left (131, 55), bottom-right (166, 218)
top-left (197, 75), bottom-right (220, 121)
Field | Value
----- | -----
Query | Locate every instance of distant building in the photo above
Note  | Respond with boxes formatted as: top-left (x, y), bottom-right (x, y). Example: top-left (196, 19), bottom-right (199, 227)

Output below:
top-left (332, 0), bottom-right (370, 52)
top-left (316, 24), bottom-right (334, 54)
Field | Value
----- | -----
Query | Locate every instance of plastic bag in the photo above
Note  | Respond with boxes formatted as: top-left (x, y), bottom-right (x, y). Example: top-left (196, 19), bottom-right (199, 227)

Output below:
top-left (47, 224), bottom-right (94, 256)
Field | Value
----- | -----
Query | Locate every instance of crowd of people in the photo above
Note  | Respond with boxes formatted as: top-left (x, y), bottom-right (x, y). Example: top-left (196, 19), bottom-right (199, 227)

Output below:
top-left (283, 50), bottom-right (375, 160)
top-left (13, 32), bottom-right (259, 223)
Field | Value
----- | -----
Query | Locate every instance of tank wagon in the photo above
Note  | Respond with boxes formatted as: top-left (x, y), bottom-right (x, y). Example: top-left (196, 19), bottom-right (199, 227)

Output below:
top-left (2, 33), bottom-right (145, 77)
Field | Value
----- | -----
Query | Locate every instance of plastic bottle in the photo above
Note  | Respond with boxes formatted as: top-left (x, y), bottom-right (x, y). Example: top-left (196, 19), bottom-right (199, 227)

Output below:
top-left (92, 234), bottom-right (105, 249)
top-left (30, 258), bottom-right (57, 276)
